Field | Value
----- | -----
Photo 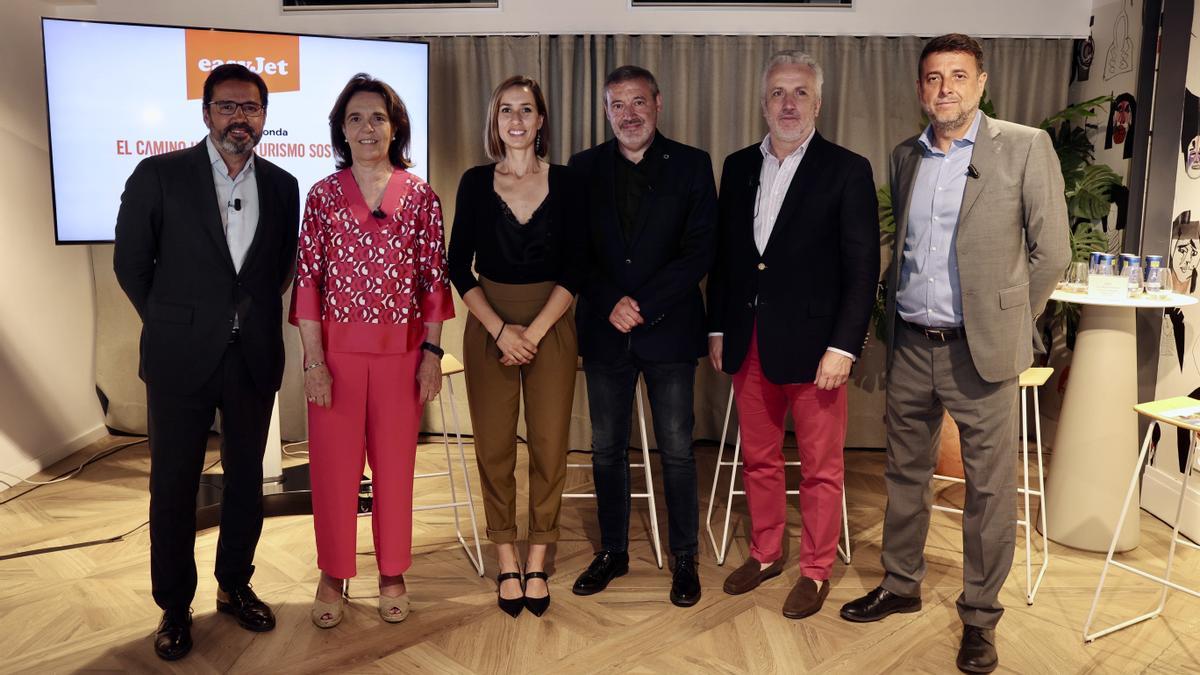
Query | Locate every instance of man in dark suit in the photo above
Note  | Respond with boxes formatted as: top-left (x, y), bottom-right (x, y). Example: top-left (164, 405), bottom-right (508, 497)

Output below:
top-left (114, 64), bottom-right (299, 661)
top-left (569, 65), bottom-right (717, 607)
top-left (707, 50), bottom-right (879, 620)
top-left (838, 35), bottom-right (1070, 673)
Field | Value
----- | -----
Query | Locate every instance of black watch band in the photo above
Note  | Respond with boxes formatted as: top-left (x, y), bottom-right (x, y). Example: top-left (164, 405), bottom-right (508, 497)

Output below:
top-left (421, 341), bottom-right (445, 358)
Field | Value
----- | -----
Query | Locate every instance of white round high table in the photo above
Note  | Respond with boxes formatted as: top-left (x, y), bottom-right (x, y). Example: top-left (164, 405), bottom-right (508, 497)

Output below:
top-left (1042, 290), bottom-right (1197, 552)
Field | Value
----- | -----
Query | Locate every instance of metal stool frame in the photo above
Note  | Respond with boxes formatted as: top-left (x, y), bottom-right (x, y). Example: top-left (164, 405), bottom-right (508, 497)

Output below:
top-left (705, 387), bottom-right (851, 567)
top-left (563, 378), bottom-right (664, 569)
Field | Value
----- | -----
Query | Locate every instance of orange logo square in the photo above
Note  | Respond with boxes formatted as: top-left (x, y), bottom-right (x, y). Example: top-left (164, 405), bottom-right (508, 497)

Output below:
top-left (185, 30), bottom-right (300, 100)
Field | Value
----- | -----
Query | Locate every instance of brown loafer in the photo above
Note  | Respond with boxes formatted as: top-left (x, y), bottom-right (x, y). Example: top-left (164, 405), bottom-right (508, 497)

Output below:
top-left (782, 576), bottom-right (830, 619)
top-left (723, 556), bottom-right (784, 595)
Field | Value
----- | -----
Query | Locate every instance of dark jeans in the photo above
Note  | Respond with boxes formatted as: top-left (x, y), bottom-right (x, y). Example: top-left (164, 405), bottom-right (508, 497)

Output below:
top-left (147, 341), bottom-right (274, 612)
top-left (584, 353), bottom-right (699, 556)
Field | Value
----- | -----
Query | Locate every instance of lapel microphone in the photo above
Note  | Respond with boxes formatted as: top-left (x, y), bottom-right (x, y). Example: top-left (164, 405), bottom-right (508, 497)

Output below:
top-left (967, 164), bottom-right (980, 179)
top-left (228, 198), bottom-right (242, 211)
top-left (371, 208), bottom-right (386, 219)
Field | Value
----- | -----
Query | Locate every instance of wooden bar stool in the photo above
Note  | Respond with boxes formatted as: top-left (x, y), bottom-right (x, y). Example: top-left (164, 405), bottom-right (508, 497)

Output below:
top-left (564, 371), bottom-right (664, 569)
top-left (411, 353), bottom-right (485, 576)
top-left (931, 366), bottom-right (1052, 604)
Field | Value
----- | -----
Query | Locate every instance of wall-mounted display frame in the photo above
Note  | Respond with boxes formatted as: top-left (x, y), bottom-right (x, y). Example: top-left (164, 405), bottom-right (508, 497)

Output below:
top-left (631, 0), bottom-right (852, 7)
top-left (283, 0), bottom-right (498, 10)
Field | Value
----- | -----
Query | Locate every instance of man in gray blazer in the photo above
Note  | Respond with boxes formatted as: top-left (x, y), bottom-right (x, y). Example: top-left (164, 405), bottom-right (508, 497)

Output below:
top-left (839, 34), bottom-right (1070, 674)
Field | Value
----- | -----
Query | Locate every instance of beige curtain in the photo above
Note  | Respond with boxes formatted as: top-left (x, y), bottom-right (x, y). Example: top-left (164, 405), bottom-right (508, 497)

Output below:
top-left (93, 34), bottom-right (1072, 451)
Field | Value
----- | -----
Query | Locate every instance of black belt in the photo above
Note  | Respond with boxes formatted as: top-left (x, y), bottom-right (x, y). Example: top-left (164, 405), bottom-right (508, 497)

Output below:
top-left (899, 318), bottom-right (964, 342)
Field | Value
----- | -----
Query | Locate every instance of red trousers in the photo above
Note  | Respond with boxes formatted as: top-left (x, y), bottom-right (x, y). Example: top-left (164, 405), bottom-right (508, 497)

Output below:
top-left (732, 327), bottom-right (846, 580)
top-left (308, 349), bottom-right (422, 578)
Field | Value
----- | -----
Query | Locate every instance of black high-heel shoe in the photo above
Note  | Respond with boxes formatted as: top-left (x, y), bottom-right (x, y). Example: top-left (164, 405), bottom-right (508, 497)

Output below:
top-left (523, 571), bottom-right (551, 617)
top-left (497, 572), bottom-right (524, 618)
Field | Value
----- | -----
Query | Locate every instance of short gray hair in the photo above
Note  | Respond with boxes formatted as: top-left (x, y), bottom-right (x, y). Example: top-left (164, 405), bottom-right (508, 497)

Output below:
top-left (760, 50), bottom-right (824, 102)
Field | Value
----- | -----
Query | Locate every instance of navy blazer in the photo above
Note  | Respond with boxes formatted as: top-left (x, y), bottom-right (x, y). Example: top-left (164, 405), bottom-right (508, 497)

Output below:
top-left (707, 133), bottom-right (879, 384)
top-left (114, 140), bottom-right (300, 395)
top-left (569, 133), bottom-right (717, 363)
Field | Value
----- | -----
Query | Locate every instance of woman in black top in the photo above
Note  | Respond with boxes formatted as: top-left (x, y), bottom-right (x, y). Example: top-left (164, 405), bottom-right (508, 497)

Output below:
top-left (447, 75), bottom-right (584, 618)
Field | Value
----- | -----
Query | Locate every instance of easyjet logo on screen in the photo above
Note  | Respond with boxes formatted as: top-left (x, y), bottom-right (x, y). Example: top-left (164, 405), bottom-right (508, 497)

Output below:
top-left (184, 30), bottom-right (300, 100)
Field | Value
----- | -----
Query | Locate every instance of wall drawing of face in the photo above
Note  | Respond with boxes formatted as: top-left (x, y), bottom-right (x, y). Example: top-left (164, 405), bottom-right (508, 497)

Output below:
top-left (1171, 218), bottom-right (1200, 294)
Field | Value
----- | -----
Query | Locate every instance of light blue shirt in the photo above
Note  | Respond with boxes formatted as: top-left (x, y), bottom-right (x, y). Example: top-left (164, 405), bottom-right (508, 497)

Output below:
top-left (205, 136), bottom-right (259, 274)
top-left (895, 110), bottom-right (982, 328)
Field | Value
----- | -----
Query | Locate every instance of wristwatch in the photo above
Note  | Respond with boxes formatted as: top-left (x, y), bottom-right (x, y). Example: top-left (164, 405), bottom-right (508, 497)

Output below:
top-left (421, 341), bottom-right (445, 358)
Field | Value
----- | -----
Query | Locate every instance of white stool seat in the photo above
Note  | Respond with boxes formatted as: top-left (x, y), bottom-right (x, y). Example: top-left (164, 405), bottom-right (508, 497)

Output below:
top-left (705, 386), bottom-right (852, 566)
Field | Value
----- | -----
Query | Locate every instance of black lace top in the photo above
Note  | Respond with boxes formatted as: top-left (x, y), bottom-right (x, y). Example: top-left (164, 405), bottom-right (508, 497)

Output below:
top-left (447, 163), bottom-right (587, 296)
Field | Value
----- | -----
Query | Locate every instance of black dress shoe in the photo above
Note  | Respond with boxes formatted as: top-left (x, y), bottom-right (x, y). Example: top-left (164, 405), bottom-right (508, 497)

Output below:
top-left (669, 553), bottom-right (701, 607)
top-left (572, 550), bottom-right (629, 596)
top-left (957, 626), bottom-right (998, 673)
top-left (216, 584), bottom-right (276, 632)
top-left (154, 608), bottom-right (192, 661)
top-left (497, 571), bottom-right (524, 618)
top-left (523, 571), bottom-right (551, 617)
top-left (839, 586), bottom-right (921, 623)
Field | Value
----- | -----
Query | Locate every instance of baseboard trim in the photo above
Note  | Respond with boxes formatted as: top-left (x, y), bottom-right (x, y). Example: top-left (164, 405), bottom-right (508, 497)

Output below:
top-left (1141, 464), bottom-right (1200, 543)
top-left (0, 425), bottom-right (109, 486)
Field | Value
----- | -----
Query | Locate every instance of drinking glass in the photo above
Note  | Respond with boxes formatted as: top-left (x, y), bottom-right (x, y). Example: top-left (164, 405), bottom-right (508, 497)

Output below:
top-left (1066, 261), bottom-right (1088, 293)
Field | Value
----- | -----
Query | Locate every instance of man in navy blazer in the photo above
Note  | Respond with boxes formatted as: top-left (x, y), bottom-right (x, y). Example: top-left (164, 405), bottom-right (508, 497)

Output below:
top-left (707, 51), bottom-right (879, 620)
top-left (569, 65), bottom-right (717, 607)
top-left (114, 64), bottom-right (299, 661)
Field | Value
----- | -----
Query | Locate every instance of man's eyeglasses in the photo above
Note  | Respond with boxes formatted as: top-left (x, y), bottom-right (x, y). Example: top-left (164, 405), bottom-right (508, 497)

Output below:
top-left (208, 100), bottom-right (266, 117)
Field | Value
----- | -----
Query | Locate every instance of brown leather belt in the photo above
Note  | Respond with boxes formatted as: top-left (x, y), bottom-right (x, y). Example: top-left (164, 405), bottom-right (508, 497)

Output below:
top-left (899, 318), bottom-right (964, 342)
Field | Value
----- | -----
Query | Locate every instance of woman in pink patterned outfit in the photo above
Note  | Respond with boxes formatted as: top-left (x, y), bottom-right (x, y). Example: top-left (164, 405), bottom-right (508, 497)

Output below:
top-left (289, 74), bottom-right (454, 628)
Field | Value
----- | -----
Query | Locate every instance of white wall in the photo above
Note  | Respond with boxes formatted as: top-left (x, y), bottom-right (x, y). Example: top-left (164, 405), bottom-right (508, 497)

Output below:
top-left (0, 0), bottom-right (106, 488)
top-left (60, 0), bottom-right (1091, 38)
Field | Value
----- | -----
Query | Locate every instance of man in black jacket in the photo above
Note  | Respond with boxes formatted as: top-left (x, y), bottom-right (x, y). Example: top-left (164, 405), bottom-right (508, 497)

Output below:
top-left (707, 50), bottom-right (879, 619)
top-left (114, 64), bottom-right (299, 661)
top-left (569, 65), bottom-right (717, 607)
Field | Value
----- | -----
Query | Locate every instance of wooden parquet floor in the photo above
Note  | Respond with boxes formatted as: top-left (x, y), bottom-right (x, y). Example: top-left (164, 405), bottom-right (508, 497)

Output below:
top-left (2, 433), bottom-right (1199, 674)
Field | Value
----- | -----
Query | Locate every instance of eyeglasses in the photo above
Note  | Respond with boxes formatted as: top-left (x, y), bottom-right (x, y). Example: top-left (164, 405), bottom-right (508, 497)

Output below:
top-left (208, 100), bottom-right (265, 117)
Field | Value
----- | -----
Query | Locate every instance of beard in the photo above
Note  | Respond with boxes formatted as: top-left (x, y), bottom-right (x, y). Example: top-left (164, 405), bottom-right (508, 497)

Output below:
top-left (929, 101), bottom-right (978, 136)
top-left (216, 123), bottom-right (261, 155)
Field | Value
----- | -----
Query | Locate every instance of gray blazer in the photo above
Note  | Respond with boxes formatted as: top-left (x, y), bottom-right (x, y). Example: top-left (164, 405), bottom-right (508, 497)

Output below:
top-left (885, 115), bottom-right (1072, 383)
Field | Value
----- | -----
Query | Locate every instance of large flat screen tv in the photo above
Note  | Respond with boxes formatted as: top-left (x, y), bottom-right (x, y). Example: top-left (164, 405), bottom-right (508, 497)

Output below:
top-left (42, 18), bottom-right (429, 244)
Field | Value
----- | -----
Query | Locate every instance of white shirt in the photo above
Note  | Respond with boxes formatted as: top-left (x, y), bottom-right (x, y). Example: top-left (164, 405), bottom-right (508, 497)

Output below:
top-left (206, 136), bottom-right (259, 273)
top-left (754, 130), bottom-right (814, 254)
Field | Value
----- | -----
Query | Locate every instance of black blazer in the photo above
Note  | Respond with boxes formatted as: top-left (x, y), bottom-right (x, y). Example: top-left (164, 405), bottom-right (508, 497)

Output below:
top-left (569, 134), bottom-right (717, 363)
top-left (114, 140), bottom-right (300, 395)
top-left (707, 133), bottom-right (879, 383)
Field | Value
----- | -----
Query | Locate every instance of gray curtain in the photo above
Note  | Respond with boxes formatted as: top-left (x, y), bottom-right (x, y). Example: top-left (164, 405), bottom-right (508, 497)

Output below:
top-left (94, 34), bottom-right (1072, 451)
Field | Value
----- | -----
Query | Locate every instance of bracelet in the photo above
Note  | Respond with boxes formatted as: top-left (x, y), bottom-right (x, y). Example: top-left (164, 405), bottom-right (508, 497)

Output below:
top-left (493, 322), bottom-right (507, 340)
top-left (420, 341), bottom-right (445, 358)
top-left (303, 361), bottom-right (325, 372)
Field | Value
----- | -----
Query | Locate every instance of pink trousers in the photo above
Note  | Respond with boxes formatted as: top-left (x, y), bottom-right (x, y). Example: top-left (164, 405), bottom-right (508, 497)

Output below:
top-left (308, 349), bottom-right (422, 578)
top-left (732, 327), bottom-right (847, 580)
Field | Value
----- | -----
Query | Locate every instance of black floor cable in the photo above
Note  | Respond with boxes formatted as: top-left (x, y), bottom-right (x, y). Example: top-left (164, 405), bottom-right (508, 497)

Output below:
top-left (1, 431), bottom-right (479, 561)
top-left (0, 438), bottom-right (148, 507)
top-left (0, 443), bottom-right (222, 562)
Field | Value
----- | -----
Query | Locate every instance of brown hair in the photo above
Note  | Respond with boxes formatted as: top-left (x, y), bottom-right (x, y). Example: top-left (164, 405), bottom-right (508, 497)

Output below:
top-left (918, 33), bottom-right (985, 77)
top-left (484, 75), bottom-right (550, 162)
top-left (328, 73), bottom-right (412, 170)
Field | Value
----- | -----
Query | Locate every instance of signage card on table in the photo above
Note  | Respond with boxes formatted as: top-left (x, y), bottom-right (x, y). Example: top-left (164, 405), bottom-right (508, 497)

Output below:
top-left (1088, 275), bottom-right (1129, 300)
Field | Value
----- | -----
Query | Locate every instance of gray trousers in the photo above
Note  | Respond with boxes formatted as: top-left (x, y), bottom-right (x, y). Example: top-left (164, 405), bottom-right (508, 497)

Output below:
top-left (881, 323), bottom-right (1018, 629)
